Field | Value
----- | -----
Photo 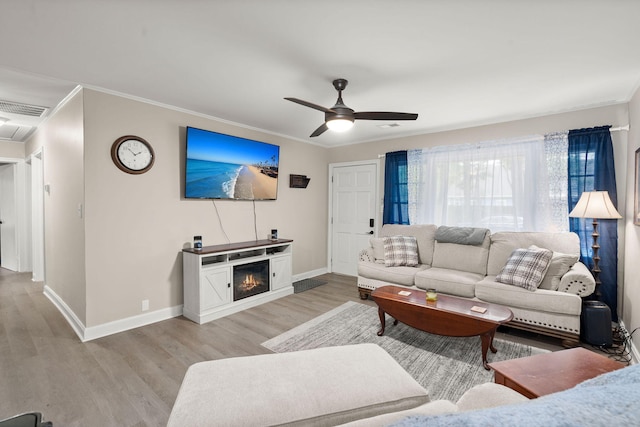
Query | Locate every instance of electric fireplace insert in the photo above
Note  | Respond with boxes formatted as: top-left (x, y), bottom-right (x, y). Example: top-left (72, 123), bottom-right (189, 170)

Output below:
top-left (233, 260), bottom-right (270, 301)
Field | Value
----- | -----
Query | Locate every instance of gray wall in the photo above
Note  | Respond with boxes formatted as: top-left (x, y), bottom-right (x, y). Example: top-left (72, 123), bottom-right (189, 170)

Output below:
top-left (25, 89), bottom-right (87, 324)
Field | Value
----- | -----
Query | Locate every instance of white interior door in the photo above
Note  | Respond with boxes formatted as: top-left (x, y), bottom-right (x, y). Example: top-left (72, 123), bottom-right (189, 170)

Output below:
top-left (0, 164), bottom-right (18, 271)
top-left (329, 161), bottom-right (379, 276)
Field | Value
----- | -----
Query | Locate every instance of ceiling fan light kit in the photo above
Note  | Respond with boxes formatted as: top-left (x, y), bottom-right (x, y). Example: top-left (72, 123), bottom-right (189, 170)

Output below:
top-left (326, 117), bottom-right (354, 132)
top-left (285, 78), bottom-right (418, 137)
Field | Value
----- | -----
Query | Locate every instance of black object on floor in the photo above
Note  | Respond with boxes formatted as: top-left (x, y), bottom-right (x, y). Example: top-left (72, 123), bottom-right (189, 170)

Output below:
top-left (293, 278), bottom-right (328, 293)
top-left (581, 300), bottom-right (613, 347)
top-left (0, 412), bottom-right (52, 427)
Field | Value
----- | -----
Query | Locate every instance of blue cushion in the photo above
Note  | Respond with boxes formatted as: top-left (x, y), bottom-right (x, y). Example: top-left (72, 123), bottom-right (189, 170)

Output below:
top-left (391, 363), bottom-right (640, 426)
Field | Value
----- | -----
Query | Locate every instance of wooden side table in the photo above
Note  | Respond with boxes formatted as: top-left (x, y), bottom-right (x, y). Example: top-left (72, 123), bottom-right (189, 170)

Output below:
top-left (488, 347), bottom-right (625, 399)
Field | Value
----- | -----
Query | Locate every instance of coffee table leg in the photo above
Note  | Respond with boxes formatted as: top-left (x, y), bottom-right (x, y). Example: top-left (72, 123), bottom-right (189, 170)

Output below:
top-left (480, 332), bottom-right (492, 370)
top-left (377, 306), bottom-right (386, 336)
top-left (489, 329), bottom-right (498, 354)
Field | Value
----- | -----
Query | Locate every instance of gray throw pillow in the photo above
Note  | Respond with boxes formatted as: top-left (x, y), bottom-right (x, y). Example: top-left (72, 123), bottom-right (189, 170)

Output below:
top-left (534, 246), bottom-right (579, 291)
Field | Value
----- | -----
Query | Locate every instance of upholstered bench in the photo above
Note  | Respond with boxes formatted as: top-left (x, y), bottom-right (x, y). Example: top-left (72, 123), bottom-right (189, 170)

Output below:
top-left (167, 344), bottom-right (431, 426)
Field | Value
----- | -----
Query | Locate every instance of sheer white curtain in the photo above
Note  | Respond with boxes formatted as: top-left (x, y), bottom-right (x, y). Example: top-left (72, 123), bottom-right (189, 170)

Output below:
top-left (543, 131), bottom-right (569, 231)
top-left (408, 134), bottom-right (568, 232)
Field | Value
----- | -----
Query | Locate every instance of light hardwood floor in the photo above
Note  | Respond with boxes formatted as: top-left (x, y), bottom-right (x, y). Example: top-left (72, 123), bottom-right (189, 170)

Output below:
top-left (0, 270), bottom-right (564, 426)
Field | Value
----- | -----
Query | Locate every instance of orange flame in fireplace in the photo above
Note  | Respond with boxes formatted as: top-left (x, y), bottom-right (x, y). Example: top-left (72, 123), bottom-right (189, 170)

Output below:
top-left (240, 274), bottom-right (261, 291)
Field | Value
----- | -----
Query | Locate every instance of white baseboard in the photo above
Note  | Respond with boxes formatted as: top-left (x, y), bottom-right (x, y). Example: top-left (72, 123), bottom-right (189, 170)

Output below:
top-left (44, 267), bottom-right (330, 341)
top-left (620, 320), bottom-right (639, 364)
top-left (83, 305), bottom-right (183, 341)
top-left (631, 343), bottom-right (640, 365)
top-left (44, 285), bottom-right (86, 341)
top-left (44, 284), bottom-right (182, 342)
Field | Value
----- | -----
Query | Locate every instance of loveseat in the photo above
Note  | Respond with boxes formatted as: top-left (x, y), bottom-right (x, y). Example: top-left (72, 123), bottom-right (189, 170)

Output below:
top-left (358, 224), bottom-right (595, 345)
top-left (167, 343), bottom-right (639, 426)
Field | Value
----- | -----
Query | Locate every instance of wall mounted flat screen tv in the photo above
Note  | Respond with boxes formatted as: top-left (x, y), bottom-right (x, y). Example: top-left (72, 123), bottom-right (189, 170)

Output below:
top-left (185, 127), bottom-right (280, 200)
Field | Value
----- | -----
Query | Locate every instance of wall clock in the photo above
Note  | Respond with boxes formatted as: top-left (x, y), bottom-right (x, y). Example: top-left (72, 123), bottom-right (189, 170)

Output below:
top-left (110, 135), bottom-right (155, 174)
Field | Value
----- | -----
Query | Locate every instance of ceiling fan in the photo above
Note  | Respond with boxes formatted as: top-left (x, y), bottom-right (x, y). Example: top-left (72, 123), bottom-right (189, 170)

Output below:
top-left (285, 78), bottom-right (418, 137)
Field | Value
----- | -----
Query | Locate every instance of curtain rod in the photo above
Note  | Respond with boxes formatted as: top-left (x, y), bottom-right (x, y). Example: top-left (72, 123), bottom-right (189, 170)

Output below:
top-left (377, 125), bottom-right (630, 157)
top-left (610, 125), bottom-right (629, 132)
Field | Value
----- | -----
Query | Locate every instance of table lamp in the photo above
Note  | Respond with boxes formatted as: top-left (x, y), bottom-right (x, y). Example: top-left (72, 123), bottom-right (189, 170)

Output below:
top-left (568, 190), bottom-right (622, 298)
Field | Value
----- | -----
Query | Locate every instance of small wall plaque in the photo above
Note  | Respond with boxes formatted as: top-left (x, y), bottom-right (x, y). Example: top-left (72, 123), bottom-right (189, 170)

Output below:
top-left (289, 174), bottom-right (310, 188)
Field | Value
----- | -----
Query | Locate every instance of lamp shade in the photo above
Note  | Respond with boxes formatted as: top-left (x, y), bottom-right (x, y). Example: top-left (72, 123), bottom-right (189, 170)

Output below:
top-left (568, 191), bottom-right (622, 219)
top-left (326, 117), bottom-right (354, 132)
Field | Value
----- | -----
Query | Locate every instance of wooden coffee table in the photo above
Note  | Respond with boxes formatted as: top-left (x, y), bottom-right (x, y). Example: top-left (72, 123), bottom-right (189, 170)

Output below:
top-left (371, 285), bottom-right (513, 370)
top-left (488, 347), bottom-right (625, 398)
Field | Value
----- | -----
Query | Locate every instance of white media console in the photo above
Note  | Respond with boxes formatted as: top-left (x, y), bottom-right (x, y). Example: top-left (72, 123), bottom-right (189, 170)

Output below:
top-left (182, 239), bottom-right (293, 324)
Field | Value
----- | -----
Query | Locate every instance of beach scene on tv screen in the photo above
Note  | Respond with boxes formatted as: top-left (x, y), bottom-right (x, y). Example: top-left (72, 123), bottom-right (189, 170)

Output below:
top-left (186, 128), bottom-right (279, 200)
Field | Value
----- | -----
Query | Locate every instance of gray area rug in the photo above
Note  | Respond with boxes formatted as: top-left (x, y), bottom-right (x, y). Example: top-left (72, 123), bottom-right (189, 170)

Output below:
top-left (292, 278), bottom-right (328, 293)
top-left (262, 301), bottom-right (548, 401)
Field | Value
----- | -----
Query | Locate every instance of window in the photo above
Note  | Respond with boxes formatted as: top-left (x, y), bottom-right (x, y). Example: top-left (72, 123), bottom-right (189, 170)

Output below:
top-left (408, 134), bottom-right (568, 232)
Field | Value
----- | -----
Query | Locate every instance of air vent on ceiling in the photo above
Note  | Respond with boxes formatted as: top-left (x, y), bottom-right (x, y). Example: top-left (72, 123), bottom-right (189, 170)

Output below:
top-left (377, 123), bottom-right (400, 129)
top-left (0, 100), bottom-right (48, 117)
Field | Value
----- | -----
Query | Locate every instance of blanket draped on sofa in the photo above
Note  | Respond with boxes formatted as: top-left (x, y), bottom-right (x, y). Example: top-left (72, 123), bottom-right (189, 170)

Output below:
top-left (434, 226), bottom-right (489, 245)
top-left (391, 363), bottom-right (640, 426)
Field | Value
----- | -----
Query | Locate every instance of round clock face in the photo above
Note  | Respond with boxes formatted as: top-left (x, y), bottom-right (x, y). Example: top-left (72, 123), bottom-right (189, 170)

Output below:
top-left (111, 136), bottom-right (155, 174)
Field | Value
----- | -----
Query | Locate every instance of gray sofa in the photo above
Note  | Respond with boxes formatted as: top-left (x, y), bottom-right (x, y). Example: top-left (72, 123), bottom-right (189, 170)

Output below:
top-left (167, 343), bottom-right (639, 426)
top-left (358, 224), bottom-right (595, 345)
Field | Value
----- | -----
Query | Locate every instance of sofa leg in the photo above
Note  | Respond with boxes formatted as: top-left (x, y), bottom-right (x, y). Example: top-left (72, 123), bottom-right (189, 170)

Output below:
top-left (358, 288), bottom-right (371, 300)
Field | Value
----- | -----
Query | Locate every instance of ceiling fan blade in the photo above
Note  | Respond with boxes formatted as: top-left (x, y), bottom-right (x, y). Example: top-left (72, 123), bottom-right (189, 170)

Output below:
top-left (354, 112), bottom-right (418, 121)
top-left (310, 123), bottom-right (328, 137)
top-left (285, 97), bottom-right (334, 113)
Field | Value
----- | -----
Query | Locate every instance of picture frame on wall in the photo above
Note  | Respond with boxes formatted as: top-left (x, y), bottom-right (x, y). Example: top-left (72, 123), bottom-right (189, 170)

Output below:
top-left (635, 148), bottom-right (640, 225)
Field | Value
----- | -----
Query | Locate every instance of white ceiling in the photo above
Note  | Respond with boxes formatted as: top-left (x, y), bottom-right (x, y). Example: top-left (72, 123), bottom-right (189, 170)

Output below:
top-left (1, 1), bottom-right (640, 147)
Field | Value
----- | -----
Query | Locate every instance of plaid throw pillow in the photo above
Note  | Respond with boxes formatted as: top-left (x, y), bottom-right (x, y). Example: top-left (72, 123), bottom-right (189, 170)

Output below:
top-left (383, 236), bottom-right (419, 267)
top-left (496, 246), bottom-right (553, 291)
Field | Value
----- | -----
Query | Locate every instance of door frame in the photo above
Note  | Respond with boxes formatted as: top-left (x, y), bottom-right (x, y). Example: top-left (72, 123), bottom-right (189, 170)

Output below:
top-left (0, 156), bottom-right (29, 272)
top-left (327, 159), bottom-right (381, 273)
top-left (29, 148), bottom-right (45, 281)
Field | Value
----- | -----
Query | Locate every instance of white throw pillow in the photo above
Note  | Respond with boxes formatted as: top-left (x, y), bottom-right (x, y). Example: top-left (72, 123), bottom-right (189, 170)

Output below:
top-left (496, 246), bottom-right (553, 291)
top-left (370, 238), bottom-right (386, 264)
top-left (383, 236), bottom-right (419, 267)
